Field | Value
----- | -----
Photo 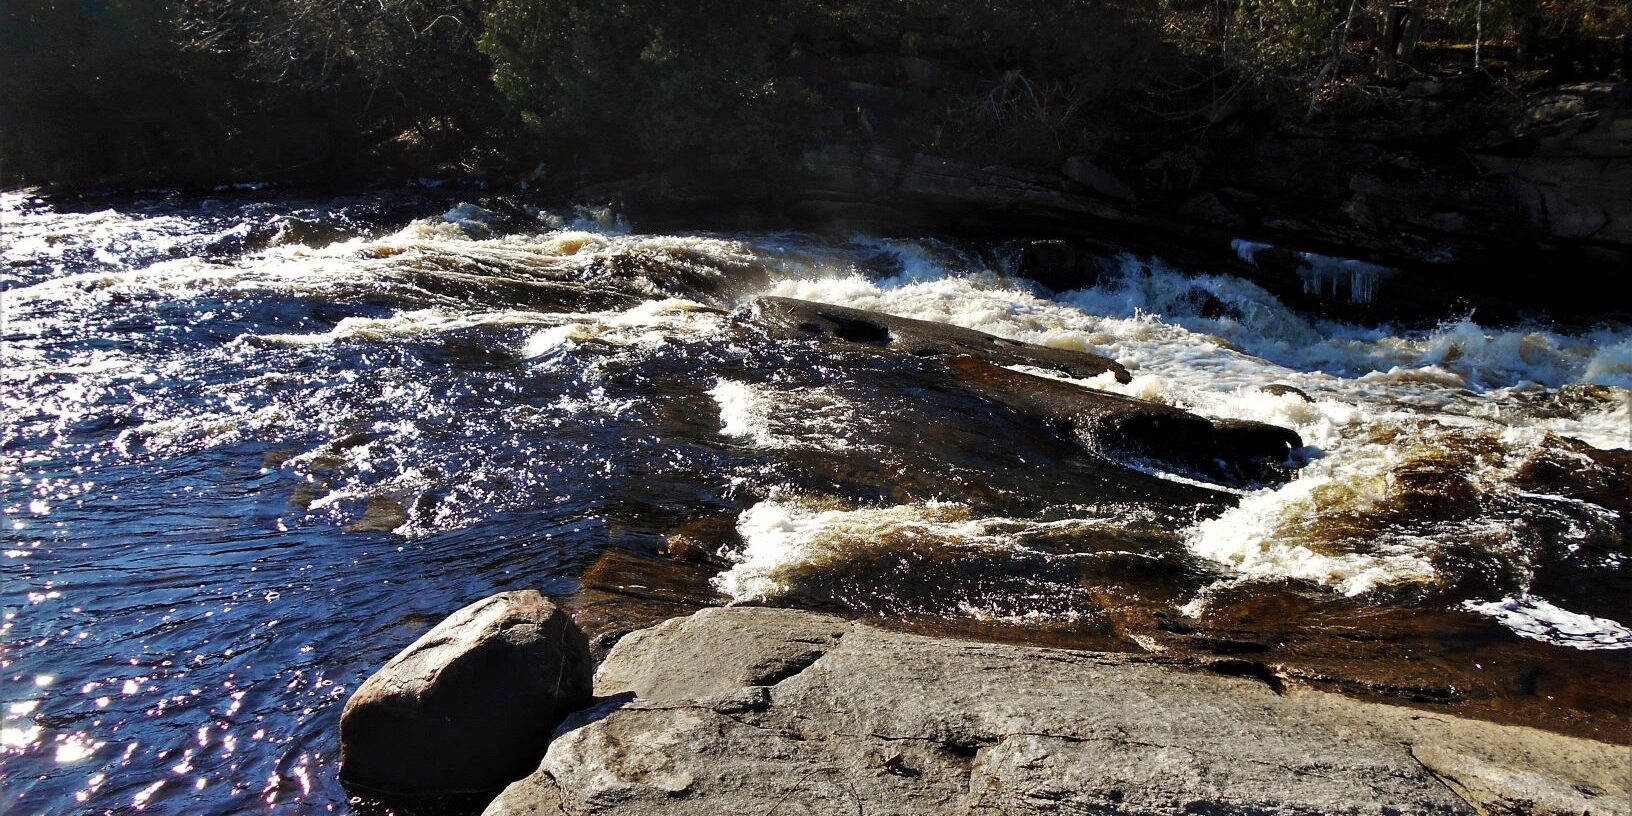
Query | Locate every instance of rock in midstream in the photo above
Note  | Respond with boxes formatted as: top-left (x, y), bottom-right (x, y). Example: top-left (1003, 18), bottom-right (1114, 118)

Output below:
top-left (339, 590), bottom-right (593, 795)
top-left (753, 296), bottom-right (1132, 383)
top-left (752, 297), bottom-right (1302, 488)
top-left (484, 607), bottom-right (1629, 816)
top-left (949, 357), bottom-right (1302, 486)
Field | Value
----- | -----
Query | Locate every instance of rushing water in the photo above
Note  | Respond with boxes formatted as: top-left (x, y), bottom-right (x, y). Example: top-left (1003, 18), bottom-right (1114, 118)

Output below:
top-left (2, 190), bottom-right (1629, 815)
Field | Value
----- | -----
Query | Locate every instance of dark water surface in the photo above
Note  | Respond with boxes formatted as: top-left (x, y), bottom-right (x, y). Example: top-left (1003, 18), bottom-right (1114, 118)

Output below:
top-left (3, 191), bottom-right (1628, 815)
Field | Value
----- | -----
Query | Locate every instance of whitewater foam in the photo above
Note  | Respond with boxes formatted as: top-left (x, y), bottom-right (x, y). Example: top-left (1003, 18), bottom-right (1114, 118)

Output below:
top-left (707, 379), bottom-right (863, 452)
top-left (1463, 596), bottom-right (1632, 650)
top-left (1182, 471), bottom-right (1441, 597)
top-left (715, 498), bottom-right (977, 602)
top-left (750, 243), bottom-right (1629, 645)
top-left (250, 308), bottom-right (563, 348)
top-left (714, 497), bottom-right (1132, 604)
top-left (521, 299), bottom-right (728, 358)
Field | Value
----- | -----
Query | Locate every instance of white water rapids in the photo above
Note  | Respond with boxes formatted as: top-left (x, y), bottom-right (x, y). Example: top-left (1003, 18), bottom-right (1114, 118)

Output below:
top-left (6, 194), bottom-right (1629, 653)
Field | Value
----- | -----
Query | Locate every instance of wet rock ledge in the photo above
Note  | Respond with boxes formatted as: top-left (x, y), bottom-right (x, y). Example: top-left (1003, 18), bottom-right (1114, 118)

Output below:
top-left (343, 599), bottom-right (1629, 816)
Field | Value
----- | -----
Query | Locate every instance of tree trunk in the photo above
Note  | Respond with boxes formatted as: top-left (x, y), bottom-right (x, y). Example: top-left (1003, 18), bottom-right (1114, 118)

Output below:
top-left (1397, 0), bottom-right (1426, 67)
top-left (1474, 0), bottom-right (1484, 69)
top-left (1375, 0), bottom-right (1426, 80)
top-left (1306, 0), bottom-right (1364, 122)
top-left (1378, 1), bottom-right (1401, 79)
top-left (1513, 0), bottom-right (1542, 67)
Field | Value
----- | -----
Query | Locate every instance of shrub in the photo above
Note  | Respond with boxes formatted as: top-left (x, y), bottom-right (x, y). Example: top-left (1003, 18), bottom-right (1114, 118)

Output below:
top-left (1228, 0), bottom-right (1342, 84)
top-left (481, 0), bottom-right (1176, 171)
top-left (0, 0), bottom-right (239, 186)
top-left (481, 0), bottom-right (815, 172)
top-left (180, 0), bottom-right (509, 171)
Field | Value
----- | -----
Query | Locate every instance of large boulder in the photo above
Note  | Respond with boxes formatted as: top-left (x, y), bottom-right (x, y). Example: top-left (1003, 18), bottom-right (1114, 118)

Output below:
top-left (947, 357), bottom-right (1302, 487)
top-left (1062, 154), bottom-right (1137, 203)
top-left (484, 607), bottom-right (1631, 816)
top-left (339, 590), bottom-right (593, 795)
top-left (1005, 238), bottom-right (1083, 291)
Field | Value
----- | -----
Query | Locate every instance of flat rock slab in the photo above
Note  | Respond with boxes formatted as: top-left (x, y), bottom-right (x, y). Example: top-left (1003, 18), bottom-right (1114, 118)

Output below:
top-left (485, 607), bottom-right (1629, 816)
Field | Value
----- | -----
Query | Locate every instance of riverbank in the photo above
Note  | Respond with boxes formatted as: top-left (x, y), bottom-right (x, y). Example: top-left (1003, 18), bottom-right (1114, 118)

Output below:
top-left (18, 70), bottom-right (1632, 327)
top-left (342, 598), bottom-right (1631, 815)
top-left (566, 79), bottom-right (1632, 326)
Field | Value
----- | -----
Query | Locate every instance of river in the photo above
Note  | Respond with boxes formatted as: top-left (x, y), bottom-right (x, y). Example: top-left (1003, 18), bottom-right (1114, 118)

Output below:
top-left (2, 190), bottom-right (1628, 815)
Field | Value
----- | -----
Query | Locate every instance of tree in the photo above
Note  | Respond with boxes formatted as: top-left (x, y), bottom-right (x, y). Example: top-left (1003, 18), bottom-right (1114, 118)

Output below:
top-left (178, 0), bottom-right (508, 172)
top-left (480, 0), bottom-right (811, 172)
top-left (0, 0), bottom-right (238, 186)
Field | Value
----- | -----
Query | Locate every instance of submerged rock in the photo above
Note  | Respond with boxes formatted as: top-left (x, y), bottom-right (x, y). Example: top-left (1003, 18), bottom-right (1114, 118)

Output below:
top-left (339, 590), bottom-right (593, 795)
top-left (1260, 383), bottom-right (1314, 402)
top-left (485, 607), bottom-right (1629, 816)
top-left (264, 216), bottom-right (360, 249)
top-left (752, 297), bottom-right (1301, 490)
top-left (1212, 418), bottom-right (1305, 482)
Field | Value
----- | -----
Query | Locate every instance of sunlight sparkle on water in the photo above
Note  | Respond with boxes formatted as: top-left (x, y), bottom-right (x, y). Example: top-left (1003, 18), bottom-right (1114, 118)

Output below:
top-left (55, 733), bottom-right (103, 762)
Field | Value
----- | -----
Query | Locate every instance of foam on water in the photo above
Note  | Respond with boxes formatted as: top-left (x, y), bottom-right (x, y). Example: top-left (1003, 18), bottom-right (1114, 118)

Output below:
top-left (708, 379), bottom-right (864, 452)
top-left (3, 209), bottom-right (753, 323)
top-left (1532, 396), bottom-right (1631, 450)
top-left (1, 193), bottom-right (246, 282)
top-left (1584, 337), bottom-right (1632, 388)
top-left (521, 299), bottom-right (728, 358)
top-left (1463, 596), bottom-right (1632, 650)
top-left (250, 308), bottom-right (563, 348)
top-left (716, 497), bottom-right (962, 602)
top-left (714, 496), bottom-right (1131, 604)
top-left (1182, 469), bottom-right (1442, 597)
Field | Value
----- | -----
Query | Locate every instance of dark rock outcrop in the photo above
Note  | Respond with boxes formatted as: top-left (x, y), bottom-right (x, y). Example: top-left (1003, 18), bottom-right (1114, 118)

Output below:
top-left (483, 607), bottom-right (1630, 816)
top-left (264, 216), bottom-right (360, 249)
top-left (1261, 383), bottom-right (1314, 402)
top-left (752, 297), bottom-right (1300, 489)
top-left (339, 590), bottom-right (593, 795)
top-left (948, 357), bottom-right (1302, 487)
top-left (1212, 418), bottom-right (1305, 483)
top-left (1003, 238), bottom-right (1090, 292)
top-left (1061, 154), bottom-right (1137, 204)
top-left (581, 82), bottom-right (1632, 321)
top-left (753, 296), bottom-right (1131, 383)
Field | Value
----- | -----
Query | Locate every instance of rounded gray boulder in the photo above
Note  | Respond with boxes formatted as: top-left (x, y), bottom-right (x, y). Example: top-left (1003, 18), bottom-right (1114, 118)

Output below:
top-left (339, 590), bottom-right (593, 794)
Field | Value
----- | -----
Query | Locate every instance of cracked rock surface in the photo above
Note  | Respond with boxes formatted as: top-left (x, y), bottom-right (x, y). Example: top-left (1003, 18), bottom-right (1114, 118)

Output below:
top-left (483, 607), bottom-right (1630, 816)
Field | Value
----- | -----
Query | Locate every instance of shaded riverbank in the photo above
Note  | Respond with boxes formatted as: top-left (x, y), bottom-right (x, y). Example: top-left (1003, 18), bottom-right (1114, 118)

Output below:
top-left (7, 5), bottom-right (1631, 316)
